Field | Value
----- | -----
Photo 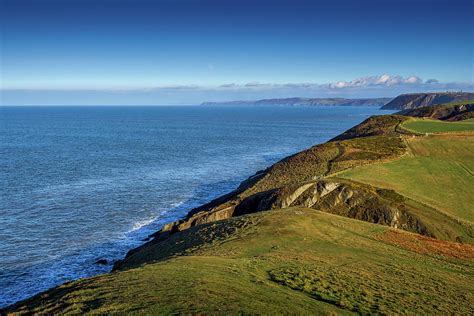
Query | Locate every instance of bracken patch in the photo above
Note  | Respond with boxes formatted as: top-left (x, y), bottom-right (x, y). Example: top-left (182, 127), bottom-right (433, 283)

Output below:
top-left (377, 229), bottom-right (474, 259)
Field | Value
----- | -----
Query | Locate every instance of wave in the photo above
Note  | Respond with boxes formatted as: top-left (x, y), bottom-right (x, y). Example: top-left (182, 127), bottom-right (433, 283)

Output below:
top-left (129, 215), bottom-right (161, 232)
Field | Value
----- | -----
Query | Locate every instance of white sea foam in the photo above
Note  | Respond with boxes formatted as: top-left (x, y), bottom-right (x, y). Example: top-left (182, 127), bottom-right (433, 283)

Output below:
top-left (128, 200), bottom-right (186, 233)
top-left (130, 215), bottom-right (160, 232)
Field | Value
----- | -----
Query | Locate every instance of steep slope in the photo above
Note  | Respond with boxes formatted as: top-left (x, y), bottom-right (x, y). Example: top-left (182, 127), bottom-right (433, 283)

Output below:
top-left (5, 209), bottom-right (474, 315)
top-left (381, 92), bottom-right (474, 110)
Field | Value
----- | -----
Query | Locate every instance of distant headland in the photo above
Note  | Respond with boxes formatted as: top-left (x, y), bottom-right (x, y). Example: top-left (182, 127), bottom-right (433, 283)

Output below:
top-left (201, 97), bottom-right (391, 107)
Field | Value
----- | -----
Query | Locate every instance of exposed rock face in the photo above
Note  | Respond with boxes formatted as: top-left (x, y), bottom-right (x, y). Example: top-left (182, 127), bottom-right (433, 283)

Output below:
top-left (151, 179), bottom-right (429, 240)
top-left (202, 97), bottom-right (392, 107)
top-left (381, 92), bottom-right (474, 110)
top-left (235, 179), bottom-right (429, 235)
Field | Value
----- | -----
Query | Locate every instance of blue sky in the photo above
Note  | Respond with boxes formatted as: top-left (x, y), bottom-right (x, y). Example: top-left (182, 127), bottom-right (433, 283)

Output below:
top-left (1, 0), bottom-right (473, 105)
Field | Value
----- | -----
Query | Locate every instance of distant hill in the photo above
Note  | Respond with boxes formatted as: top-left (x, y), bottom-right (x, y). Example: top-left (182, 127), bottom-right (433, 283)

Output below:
top-left (202, 97), bottom-right (391, 107)
top-left (381, 92), bottom-right (474, 110)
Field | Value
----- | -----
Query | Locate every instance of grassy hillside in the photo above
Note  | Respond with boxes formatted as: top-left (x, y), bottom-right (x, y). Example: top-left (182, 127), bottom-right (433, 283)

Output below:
top-left (5, 209), bottom-right (474, 315)
top-left (341, 134), bottom-right (474, 222)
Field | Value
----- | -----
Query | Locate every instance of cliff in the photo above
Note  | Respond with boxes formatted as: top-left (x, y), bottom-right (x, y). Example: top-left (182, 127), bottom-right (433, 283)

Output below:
top-left (381, 92), bottom-right (474, 110)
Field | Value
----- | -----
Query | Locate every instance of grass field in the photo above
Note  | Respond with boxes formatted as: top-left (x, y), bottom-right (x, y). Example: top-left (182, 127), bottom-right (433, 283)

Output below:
top-left (401, 118), bottom-right (474, 134)
top-left (6, 208), bottom-right (474, 315)
top-left (340, 134), bottom-right (474, 222)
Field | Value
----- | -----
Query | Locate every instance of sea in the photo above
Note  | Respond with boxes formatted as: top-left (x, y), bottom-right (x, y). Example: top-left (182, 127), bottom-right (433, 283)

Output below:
top-left (0, 105), bottom-right (384, 307)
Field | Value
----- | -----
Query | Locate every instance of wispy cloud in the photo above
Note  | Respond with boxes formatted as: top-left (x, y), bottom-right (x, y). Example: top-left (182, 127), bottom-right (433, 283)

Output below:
top-left (219, 83), bottom-right (238, 88)
top-left (217, 74), bottom-right (447, 91)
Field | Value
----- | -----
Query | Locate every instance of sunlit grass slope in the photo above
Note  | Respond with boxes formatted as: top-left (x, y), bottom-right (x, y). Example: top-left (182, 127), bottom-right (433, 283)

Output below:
top-left (5, 208), bottom-right (474, 315)
top-left (401, 118), bottom-right (474, 134)
top-left (341, 134), bottom-right (474, 221)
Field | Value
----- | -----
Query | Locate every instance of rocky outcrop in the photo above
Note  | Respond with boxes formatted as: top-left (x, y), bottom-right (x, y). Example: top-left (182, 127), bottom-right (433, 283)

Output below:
top-left (232, 179), bottom-right (430, 235)
top-left (381, 92), bottom-right (474, 110)
top-left (145, 179), bottom-right (430, 243)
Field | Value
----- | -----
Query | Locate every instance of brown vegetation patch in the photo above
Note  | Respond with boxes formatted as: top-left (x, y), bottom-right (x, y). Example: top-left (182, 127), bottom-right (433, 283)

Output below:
top-left (378, 229), bottom-right (474, 259)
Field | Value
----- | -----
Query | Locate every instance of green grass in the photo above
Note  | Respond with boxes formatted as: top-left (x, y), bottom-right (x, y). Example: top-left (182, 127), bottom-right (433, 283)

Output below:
top-left (401, 118), bottom-right (474, 134)
top-left (5, 208), bottom-right (474, 315)
top-left (340, 134), bottom-right (474, 222)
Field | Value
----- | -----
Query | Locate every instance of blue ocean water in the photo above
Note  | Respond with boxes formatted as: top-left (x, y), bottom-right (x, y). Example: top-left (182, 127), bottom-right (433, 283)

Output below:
top-left (0, 105), bottom-right (383, 307)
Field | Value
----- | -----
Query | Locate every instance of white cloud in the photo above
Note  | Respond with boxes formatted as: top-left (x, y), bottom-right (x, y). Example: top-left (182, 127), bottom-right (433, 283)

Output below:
top-left (328, 74), bottom-right (423, 89)
top-left (405, 76), bottom-right (422, 84)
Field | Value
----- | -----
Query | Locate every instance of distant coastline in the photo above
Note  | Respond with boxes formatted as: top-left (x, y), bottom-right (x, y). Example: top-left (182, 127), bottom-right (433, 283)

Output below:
top-left (201, 97), bottom-right (392, 107)
top-left (202, 92), bottom-right (474, 110)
